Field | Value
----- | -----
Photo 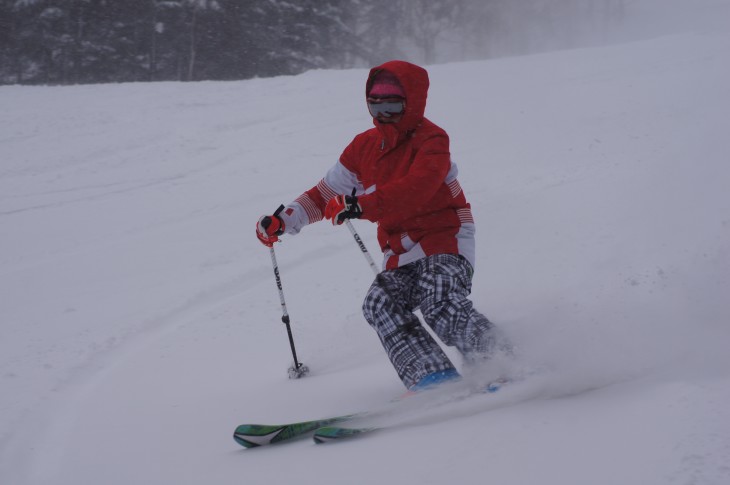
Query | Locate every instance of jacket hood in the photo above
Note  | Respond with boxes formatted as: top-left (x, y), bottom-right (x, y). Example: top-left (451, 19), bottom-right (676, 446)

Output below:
top-left (367, 60), bottom-right (429, 142)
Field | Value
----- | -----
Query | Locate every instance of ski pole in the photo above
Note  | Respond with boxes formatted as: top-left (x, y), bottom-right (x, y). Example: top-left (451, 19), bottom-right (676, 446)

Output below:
top-left (345, 220), bottom-right (380, 276)
top-left (268, 206), bottom-right (309, 379)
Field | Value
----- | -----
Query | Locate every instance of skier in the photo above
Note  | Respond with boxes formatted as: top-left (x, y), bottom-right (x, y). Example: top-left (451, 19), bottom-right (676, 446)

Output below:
top-left (256, 60), bottom-right (504, 391)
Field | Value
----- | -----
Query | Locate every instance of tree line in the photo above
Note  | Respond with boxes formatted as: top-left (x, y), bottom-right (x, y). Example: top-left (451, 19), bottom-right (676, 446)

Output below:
top-left (0, 0), bottom-right (626, 85)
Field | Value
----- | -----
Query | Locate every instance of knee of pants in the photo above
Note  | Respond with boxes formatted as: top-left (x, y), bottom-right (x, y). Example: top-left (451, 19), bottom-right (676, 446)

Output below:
top-left (362, 283), bottom-right (418, 335)
top-left (420, 298), bottom-right (473, 344)
top-left (362, 285), bottom-right (383, 326)
top-left (421, 292), bottom-right (472, 322)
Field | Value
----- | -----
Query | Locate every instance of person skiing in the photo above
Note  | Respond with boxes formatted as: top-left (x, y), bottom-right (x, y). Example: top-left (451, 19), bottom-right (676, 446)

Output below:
top-left (256, 60), bottom-right (503, 391)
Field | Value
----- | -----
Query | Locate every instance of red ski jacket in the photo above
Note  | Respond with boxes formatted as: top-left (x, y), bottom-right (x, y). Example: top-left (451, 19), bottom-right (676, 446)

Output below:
top-left (281, 60), bottom-right (475, 270)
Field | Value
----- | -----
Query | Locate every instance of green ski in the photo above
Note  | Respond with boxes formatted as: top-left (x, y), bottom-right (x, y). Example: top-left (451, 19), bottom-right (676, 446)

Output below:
top-left (313, 425), bottom-right (378, 444)
top-left (235, 378), bottom-right (515, 448)
top-left (233, 415), bottom-right (355, 448)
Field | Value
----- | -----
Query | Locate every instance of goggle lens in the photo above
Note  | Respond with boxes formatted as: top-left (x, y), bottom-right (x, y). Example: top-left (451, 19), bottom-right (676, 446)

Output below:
top-left (368, 99), bottom-right (404, 118)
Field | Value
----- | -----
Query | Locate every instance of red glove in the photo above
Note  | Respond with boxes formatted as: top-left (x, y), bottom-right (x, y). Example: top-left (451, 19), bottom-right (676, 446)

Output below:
top-left (324, 189), bottom-right (362, 225)
top-left (256, 212), bottom-right (285, 247)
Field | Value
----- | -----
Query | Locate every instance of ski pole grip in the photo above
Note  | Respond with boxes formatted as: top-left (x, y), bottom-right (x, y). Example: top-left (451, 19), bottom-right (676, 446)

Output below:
top-left (274, 204), bottom-right (285, 217)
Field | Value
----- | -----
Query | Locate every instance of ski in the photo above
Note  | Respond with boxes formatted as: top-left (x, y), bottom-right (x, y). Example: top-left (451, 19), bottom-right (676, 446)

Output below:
top-left (233, 415), bottom-right (356, 448)
top-left (313, 424), bottom-right (378, 443)
top-left (234, 378), bottom-right (514, 448)
top-left (311, 378), bottom-right (511, 444)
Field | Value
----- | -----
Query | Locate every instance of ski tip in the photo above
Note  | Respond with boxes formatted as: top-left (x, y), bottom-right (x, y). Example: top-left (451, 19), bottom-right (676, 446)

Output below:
top-left (232, 424), bottom-right (288, 448)
top-left (312, 434), bottom-right (332, 445)
top-left (233, 433), bottom-right (262, 448)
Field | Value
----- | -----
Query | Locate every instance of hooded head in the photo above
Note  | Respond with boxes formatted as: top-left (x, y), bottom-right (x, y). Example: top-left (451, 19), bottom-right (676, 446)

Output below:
top-left (366, 60), bottom-right (429, 135)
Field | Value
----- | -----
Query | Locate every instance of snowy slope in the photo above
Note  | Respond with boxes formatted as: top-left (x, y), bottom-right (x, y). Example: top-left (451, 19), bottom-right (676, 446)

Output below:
top-left (2, 4), bottom-right (730, 484)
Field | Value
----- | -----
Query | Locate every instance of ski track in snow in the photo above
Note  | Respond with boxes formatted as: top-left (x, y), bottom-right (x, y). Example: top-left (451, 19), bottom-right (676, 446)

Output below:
top-left (2, 3), bottom-right (730, 484)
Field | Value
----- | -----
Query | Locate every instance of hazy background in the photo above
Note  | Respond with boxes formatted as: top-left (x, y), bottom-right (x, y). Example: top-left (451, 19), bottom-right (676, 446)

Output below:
top-left (0, 0), bottom-right (715, 85)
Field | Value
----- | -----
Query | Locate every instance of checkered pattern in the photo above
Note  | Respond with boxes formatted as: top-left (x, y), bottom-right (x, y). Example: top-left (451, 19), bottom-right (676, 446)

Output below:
top-left (362, 254), bottom-right (495, 389)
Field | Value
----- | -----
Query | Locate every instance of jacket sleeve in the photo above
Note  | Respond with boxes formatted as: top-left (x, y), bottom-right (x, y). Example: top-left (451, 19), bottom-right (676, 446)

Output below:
top-left (357, 133), bottom-right (450, 222)
top-left (280, 158), bottom-right (363, 235)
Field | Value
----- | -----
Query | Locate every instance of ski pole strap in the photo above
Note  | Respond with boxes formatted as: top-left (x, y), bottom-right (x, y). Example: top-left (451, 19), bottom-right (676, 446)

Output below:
top-left (345, 220), bottom-right (380, 276)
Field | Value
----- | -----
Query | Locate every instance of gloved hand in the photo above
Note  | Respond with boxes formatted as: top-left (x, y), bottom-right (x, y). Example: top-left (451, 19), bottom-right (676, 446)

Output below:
top-left (256, 208), bottom-right (285, 247)
top-left (324, 189), bottom-right (362, 225)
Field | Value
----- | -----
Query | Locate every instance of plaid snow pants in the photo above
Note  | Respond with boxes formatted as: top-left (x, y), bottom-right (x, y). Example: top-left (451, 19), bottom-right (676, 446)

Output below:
top-left (362, 254), bottom-right (495, 389)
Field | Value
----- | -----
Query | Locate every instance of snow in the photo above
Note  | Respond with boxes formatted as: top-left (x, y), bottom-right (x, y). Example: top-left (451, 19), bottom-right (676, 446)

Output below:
top-left (2, 2), bottom-right (730, 484)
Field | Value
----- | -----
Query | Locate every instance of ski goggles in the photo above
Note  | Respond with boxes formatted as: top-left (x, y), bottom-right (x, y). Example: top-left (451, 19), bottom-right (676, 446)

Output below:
top-left (367, 98), bottom-right (405, 119)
